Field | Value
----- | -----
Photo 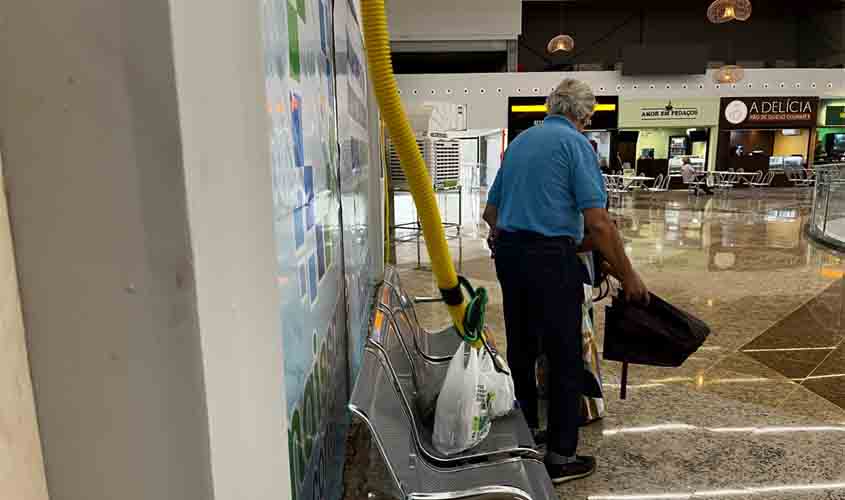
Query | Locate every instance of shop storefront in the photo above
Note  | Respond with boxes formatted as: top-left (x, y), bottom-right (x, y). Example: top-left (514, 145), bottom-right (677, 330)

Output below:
top-left (717, 97), bottom-right (819, 183)
top-left (815, 99), bottom-right (845, 163)
top-left (507, 96), bottom-right (619, 170)
top-left (617, 98), bottom-right (720, 187)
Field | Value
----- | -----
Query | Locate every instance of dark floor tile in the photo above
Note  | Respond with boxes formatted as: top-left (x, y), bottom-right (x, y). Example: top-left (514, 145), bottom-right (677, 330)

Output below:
top-left (778, 383), bottom-right (845, 422)
top-left (694, 353), bottom-right (802, 410)
top-left (802, 377), bottom-right (845, 411)
top-left (744, 349), bottom-right (832, 380)
top-left (743, 313), bottom-right (841, 349)
top-left (743, 280), bottom-right (844, 350)
top-left (810, 344), bottom-right (845, 378)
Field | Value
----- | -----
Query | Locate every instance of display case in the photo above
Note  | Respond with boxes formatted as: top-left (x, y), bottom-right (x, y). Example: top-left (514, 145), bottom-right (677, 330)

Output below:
top-left (808, 163), bottom-right (845, 251)
top-left (667, 155), bottom-right (705, 177)
top-left (783, 155), bottom-right (804, 169)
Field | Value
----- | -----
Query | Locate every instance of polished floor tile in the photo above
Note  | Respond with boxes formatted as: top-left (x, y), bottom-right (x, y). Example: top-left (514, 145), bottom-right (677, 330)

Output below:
top-left (802, 377), bottom-right (845, 413)
top-left (693, 353), bottom-right (802, 410)
top-left (809, 343), bottom-right (845, 377)
top-left (777, 383), bottom-right (845, 424)
top-left (388, 188), bottom-right (845, 500)
top-left (742, 279), bottom-right (844, 351)
top-left (743, 348), bottom-right (836, 380)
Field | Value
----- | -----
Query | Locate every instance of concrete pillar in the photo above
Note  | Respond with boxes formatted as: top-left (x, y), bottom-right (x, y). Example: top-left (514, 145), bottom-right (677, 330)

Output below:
top-left (0, 0), bottom-right (291, 499)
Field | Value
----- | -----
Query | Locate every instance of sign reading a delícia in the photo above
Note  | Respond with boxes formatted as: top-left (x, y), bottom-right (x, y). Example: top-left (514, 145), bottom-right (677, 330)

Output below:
top-left (720, 97), bottom-right (819, 129)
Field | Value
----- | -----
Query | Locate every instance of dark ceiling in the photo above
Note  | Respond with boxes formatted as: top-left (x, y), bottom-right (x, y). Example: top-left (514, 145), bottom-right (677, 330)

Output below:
top-left (389, 1), bottom-right (845, 74)
top-left (393, 52), bottom-right (508, 74)
top-left (519, 0), bottom-right (845, 71)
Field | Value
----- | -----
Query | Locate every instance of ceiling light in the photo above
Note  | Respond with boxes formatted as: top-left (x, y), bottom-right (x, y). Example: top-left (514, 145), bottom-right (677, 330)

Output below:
top-left (707, 0), bottom-right (752, 24)
top-left (548, 2), bottom-right (575, 54)
top-left (714, 64), bottom-right (745, 84)
top-left (547, 34), bottom-right (575, 54)
top-left (734, 0), bottom-right (752, 20)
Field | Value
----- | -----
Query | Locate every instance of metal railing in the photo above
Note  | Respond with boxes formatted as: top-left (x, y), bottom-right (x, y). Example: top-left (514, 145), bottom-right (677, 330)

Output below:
top-left (808, 163), bottom-right (845, 252)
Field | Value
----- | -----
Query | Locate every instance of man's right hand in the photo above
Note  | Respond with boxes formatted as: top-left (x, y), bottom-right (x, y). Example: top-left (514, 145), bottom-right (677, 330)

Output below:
top-left (622, 270), bottom-right (650, 305)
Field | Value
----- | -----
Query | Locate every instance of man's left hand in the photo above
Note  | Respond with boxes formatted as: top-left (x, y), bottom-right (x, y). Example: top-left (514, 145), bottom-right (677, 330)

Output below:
top-left (487, 229), bottom-right (497, 257)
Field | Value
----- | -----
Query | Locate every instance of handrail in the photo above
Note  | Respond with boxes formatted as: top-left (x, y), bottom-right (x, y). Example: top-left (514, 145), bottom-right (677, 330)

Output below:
top-left (807, 164), bottom-right (845, 252)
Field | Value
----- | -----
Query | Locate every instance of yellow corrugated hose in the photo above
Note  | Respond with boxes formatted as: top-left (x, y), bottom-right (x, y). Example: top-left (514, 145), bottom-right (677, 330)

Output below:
top-left (361, 0), bottom-right (471, 340)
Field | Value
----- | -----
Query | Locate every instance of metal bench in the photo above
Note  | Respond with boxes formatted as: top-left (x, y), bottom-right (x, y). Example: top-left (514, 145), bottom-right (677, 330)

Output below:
top-left (381, 277), bottom-right (463, 361)
top-left (349, 344), bottom-right (557, 500)
top-left (368, 304), bottom-right (541, 465)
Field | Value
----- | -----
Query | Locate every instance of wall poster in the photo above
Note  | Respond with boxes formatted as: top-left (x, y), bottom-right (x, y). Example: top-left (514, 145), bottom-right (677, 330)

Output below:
top-left (334, 0), bottom-right (373, 382)
top-left (259, 0), bottom-right (350, 499)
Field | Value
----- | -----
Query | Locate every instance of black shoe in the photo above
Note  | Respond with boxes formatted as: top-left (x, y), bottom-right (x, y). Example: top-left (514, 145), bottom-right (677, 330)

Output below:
top-left (545, 455), bottom-right (596, 484)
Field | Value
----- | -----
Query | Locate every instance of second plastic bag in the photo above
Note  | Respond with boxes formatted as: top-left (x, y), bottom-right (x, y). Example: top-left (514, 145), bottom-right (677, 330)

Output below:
top-left (480, 350), bottom-right (516, 419)
top-left (432, 342), bottom-right (491, 455)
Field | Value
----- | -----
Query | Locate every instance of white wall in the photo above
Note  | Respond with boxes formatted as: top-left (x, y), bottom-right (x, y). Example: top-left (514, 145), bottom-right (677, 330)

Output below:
top-left (387, 0), bottom-right (521, 41)
top-left (0, 0), bottom-right (292, 499)
top-left (0, 171), bottom-right (49, 500)
top-left (396, 69), bottom-right (845, 131)
top-left (168, 0), bottom-right (292, 498)
top-left (0, 0), bottom-right (215, 498)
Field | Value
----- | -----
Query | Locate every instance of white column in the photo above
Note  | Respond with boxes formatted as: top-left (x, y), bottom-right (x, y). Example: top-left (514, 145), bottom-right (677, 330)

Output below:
top-left (0, 0), bottom-right (215, 497)
top-left (367, 78), bottom-right (386, 280)
top-left (169, 0), bottom-right (292, 498)
top-left (0, 0), bottom-right (292, 498)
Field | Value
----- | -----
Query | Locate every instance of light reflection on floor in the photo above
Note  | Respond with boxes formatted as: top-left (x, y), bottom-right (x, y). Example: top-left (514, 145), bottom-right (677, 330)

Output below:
top-left (393, 188), bottom-right (845, 500)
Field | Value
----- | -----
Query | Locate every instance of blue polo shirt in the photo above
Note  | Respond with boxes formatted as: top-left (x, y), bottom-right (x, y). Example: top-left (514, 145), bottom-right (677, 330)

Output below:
top-left (487, 115), bottom-right (607, 242)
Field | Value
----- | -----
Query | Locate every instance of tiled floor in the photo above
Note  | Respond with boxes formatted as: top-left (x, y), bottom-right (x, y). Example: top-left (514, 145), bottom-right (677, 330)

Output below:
top-left (391, 188), bottom-right (845, 500)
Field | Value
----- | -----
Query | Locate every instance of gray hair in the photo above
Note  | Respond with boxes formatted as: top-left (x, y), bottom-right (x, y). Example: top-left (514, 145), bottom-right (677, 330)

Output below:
top-left (546, 79), bottom-right (596, 122)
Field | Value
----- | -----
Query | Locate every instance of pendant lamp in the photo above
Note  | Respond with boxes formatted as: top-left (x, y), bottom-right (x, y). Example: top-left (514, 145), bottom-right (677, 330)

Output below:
top-left (707, 0), bottom-right (752, 24)
top-left (547, 34), bottom-right (575, 54)
top-left (735, 0), bottom-right (752, 21)
top-left (714, 64), bottom-right (746, 84)
top-left (547, 3), bottom-right (574, 54)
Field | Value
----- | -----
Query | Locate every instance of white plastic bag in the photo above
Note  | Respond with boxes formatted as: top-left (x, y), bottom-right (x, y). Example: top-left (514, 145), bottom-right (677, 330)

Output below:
top-left (480, 350), bottom-right (516, 419)
top-left (432, 343), bottom-right (491, 455)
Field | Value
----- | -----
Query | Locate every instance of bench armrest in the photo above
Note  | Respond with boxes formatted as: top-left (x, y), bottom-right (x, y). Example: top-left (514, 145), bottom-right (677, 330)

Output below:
top-left (414, 296), bottom-right (444, 304)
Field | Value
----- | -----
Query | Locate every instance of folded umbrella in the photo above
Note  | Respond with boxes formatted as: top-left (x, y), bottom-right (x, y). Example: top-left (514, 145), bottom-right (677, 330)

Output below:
top-left (603, 292), bottom-right (710, 399)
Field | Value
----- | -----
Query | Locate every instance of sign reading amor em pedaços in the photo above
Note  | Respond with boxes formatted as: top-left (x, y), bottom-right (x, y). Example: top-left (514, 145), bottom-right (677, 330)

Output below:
top-left (719, 97), bottom-right (819, 130)
top-left (618, 98), bottom-right (719, 128)
top-left (640, 101), bottom-right (699, 121)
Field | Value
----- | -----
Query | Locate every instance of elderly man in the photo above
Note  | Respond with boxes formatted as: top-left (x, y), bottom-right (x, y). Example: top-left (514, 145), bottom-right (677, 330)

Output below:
top-left (483, 79), bottom-right (648, 483)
